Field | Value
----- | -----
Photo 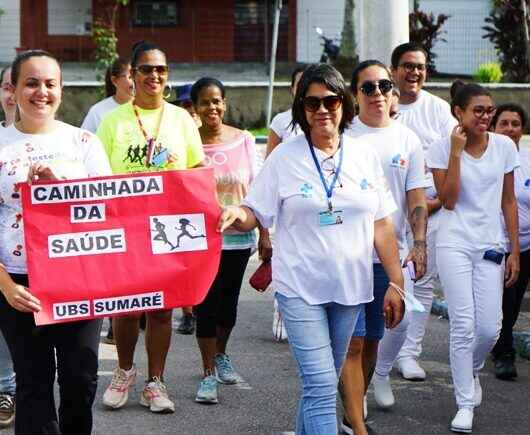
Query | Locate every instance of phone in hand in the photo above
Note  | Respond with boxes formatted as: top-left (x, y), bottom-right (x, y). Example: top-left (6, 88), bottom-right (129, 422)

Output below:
top-left (403, 260), bottom-right (416, 281)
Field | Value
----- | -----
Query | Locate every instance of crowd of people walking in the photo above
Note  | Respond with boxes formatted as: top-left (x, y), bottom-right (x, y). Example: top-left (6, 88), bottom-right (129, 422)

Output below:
top-left (0, 39), bottom-right (528, 435)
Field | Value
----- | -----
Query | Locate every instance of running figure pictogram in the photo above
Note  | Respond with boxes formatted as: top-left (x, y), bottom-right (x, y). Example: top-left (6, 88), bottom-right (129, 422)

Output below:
top-left (152, 217), bottom-right (177, 250)
top-left (174, 218), bottom-right (205, 248)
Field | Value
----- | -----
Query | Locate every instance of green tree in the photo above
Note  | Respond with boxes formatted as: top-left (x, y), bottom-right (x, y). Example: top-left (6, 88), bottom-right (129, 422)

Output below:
top-left (340, 0), bottom-right (358, 62)
top-left (92, 0), bottom-right (129, 81)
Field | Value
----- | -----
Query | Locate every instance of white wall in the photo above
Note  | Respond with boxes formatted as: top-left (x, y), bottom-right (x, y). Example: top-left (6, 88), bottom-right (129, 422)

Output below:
top-left (0, 0), bottom-right (20, 63)
top-left (48, 0), bottom-right (92, 36)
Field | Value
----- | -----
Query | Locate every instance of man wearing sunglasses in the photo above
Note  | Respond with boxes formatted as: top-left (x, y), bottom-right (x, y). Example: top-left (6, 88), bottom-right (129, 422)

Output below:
top-left (370, 43), bottom-right (458, 408)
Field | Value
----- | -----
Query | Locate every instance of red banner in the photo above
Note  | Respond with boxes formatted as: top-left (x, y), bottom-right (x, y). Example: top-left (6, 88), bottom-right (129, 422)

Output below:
top-left (20, 169), bottom-right (222, 325)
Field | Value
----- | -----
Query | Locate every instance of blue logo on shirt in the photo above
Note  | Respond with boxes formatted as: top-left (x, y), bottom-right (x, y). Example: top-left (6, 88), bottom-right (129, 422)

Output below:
top-left (360, 179), bottom-right (373, 190)
top-left (525, 179), bottom-right (530, 187)
top-left (390, 153), bottom-right (407, 168)
top-left (300, 183), bottom-right (313, 198)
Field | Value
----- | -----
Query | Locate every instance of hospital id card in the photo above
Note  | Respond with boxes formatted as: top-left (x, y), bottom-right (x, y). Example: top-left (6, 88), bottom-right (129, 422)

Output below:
top-left (318, 210), bottom-right (344, 226)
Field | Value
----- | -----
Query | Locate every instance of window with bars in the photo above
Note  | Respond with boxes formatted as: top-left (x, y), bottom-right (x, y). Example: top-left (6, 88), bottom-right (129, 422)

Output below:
top-left (132, 1), bottom-right (179, 27)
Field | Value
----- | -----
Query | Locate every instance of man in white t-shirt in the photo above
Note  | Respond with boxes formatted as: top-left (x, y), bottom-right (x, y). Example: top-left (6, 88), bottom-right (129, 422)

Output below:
top-left (372, 42), bottom-right (458, 407)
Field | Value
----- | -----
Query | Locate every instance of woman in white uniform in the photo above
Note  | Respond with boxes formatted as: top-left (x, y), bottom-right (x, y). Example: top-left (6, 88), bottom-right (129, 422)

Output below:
top-left (428, 82), bottom-right (519, 433)
top-left (219, 63), bottom-right (404, 435)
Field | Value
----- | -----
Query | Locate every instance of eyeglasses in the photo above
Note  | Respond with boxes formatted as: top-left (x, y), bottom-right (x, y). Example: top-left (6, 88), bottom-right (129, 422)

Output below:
top-left (472, 105), bottom-right (497, 119)
top-left (399, 62), bottom-right (427, 73)
top-left (359, 79), bottom-right (394, 96)
top-left (321, 155), bottom-right (343, 187)
top-left (135, 65), bottom-right (169, 75)
top-left (302, 95), bottom-right (342, 112)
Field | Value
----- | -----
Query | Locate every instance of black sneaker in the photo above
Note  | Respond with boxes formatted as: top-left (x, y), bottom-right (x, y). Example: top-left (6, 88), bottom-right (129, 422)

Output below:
top-left (176, 314), bottom-right (195, 335)
top-left (494, 352), bottom-right (517, 380)
top-left (0, 393), bottom-right (15, 427)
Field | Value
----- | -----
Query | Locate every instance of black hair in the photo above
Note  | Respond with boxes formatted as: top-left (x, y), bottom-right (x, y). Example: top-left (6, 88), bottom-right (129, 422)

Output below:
top-left (291, 64), bottom-right (307, 89)
top-left (0, 66), bottom-right (10, 85)
top-left (450, 81), bottom-right (491, 118)
top-left (291, 63), bottom-right (355, 136)
top-left (449, 79), bottom-right (466, 100)
top-left (11, 49), bottom-right (60, 86)
top-left (491, 103), bottom-right (527, 130)
top-left (190, 77), bottom-right (226, 105)
top-left (390, 42), bottom-right (428, 69)
top-left (104, 58), bottom-right (130, 98)
top-left (131, 41), bottom-right (165, 68)
top-left (350, 59), bottom-right (391, 94)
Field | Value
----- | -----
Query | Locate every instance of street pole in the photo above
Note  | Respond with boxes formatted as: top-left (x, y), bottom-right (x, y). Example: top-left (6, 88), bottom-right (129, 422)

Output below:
top-left (521, 0), bottom-right (530, 75)
top-left (266, 0), bottom-right (282, 129)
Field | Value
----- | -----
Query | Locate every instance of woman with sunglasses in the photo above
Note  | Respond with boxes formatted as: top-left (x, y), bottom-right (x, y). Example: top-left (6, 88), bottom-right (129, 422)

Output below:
top-left (189, 77), bottom-right (258, 404)
top-left (427, 82), bottom-right (519, 433)
top-left (218, 63), bottom-right (404, 434)
top-left (98, 41), bottom-right (204, 414)
top-left (340, 60), bottom-right (427, 435)
top-left (489, 103), bottom-right (530, 381)
top-left (0, 49), bottom-right (112, 435)
top-left (81, 58), bottom-right (133, 134)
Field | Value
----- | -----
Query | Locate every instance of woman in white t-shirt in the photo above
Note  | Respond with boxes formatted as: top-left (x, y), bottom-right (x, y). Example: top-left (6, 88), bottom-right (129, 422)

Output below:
top-left (81, 58), bottom-right (133, 133)
top-left (490, 103), bottom-right (530, 381)
top-left (0, 67), bottom-right (15, 128)
top-left (341, 60), bottom-right (427, 435)
top-left (0, 50), bottom-right (112, 435)
top-left (219, 63), bottom-right (404, 435)
top-left (265, 65), bottom-right (306, 341)
top-left (427, 83), bottom-right (519, 434)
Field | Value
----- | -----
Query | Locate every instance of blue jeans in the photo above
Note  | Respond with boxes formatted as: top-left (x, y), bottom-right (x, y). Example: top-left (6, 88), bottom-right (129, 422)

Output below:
top-left (0, 331), bottom-right (15, 395)
top-left (276, 292), bottom-right (361, 435)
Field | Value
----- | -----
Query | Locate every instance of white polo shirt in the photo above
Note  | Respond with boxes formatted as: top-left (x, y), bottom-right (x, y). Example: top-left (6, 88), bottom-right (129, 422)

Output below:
top-left (269, 109), bottom-right (302, 142)
top-left (243, 133), bottom-right (396, 306)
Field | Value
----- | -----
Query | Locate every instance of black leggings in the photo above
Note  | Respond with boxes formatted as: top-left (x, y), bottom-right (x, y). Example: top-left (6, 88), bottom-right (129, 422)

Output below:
top-left (0, 274), bottom-right (102, 435)
top-left (195, 249), bottom-right (251, 338)
top-left (492, 249), bottom-right (530, 357)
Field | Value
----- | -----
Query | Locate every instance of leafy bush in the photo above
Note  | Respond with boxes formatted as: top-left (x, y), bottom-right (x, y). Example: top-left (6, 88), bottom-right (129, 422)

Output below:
top-left (473, 62), bottom-right (503, 83)
top-left (409, 1), bottom-right (451, 73)
top-left (483, 0), bottom-right (530, 82)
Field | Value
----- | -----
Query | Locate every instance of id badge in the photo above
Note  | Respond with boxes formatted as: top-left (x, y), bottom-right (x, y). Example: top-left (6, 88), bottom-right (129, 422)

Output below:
top-left (152, 148), bottom-right (169, 166)
top-left (318, 210), bottom-right (344, 226)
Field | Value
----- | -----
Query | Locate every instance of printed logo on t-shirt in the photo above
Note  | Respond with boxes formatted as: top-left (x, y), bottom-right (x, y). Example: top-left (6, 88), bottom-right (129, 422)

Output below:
top-left (524, 179), bottom-right (530, 188)
top-left (360, 179), bottom-right (374, 190)
top-left (390, 153), bottom-right (407, 169)
top-left (300, 183), bottom-right (313, 198)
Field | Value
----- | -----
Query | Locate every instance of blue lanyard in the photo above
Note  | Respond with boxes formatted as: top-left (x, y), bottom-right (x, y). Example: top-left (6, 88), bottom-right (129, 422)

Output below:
top-left (307, 135), bottom-right (344, 211)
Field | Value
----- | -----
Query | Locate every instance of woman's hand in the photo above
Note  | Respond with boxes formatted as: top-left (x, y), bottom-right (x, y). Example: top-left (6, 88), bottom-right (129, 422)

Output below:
top-left (27, 164), bottom-right (58, 184)
top-left (258, 229), bottom-right (273, 261)
top-left (2, 284), bottom-right (41, 313)
top-left (404, 240), bottom-right (427, 280)
top-left (450, 125), bottom-right (467, 157)
top-left (217, 206), bottom-right (246, 232)
top-left (383, 285), bottom-right (404, 329)
top-left (505, 252), bottom-right (520, 288)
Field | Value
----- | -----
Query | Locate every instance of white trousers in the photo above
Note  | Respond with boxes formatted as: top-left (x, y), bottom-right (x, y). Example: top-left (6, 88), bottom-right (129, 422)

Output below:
top-left (437, 246), bottom-right (503, 408)
top-left (375, 224), bottom-right (437, 376)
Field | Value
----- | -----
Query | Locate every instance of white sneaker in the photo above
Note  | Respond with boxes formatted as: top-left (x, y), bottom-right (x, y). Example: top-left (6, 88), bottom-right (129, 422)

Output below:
top-left (397, 358), bottom-right (426, 381)
top-left (102, 366), bottom-right (137, 409)
top-left (272, 300), bottom-right (288, 341)
top-left (451, 407), bottom-right (473, 433)
top-left (473, 376), bottom-right (482, 407)
top-left (140, 377), bottom-right (175, 413)
top-left (373, 373), bottom-right (395, 409)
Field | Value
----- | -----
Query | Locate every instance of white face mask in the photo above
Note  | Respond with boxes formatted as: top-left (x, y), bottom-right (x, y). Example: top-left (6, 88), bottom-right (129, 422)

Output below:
top-left (389, 280), bottom-right (426, 313)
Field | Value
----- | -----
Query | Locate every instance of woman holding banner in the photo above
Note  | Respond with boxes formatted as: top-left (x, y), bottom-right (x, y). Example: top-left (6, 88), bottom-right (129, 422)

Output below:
top-left (0, 50), bottom-right (112, 435)
top-left (218, 64), bottom-right (404, 434)
top-left (97, 41), bottom-right (204, 414)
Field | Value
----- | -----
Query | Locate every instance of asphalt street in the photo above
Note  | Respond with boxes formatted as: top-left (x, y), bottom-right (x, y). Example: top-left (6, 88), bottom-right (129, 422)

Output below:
top-left (3, 255), bottom-right (529, 435)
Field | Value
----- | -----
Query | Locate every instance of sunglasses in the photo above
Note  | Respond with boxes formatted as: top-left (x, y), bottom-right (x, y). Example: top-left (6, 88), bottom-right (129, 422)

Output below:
top-left (359, 79), bottom-right (394, 96)
top-left (472, 105), bottom-right (497, 119)
top-left (399, 62), bottom-right (427, 73)
top-left (302, 95), bottom-right (342, 112)
top-left (135, 64), bottom-right (169, 75)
